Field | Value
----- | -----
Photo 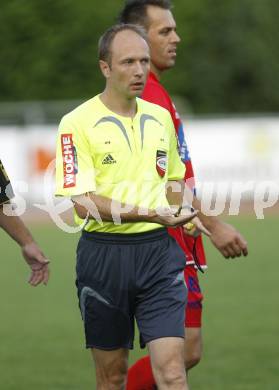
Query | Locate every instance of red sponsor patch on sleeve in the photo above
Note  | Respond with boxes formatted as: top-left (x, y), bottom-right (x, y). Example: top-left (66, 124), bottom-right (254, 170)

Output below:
top-left (61, 134), bottom-right (76, 188)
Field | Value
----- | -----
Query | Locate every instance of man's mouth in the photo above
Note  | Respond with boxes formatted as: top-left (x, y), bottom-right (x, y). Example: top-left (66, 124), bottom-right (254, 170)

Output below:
top-left (168, 47), bottom-right (177, 55)
top-left (131, 82), bottom-right (144, 88)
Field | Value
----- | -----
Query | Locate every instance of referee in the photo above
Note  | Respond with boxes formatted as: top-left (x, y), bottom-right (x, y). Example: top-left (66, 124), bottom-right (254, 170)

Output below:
top-left (55, 24), bottom-right (203, 389)
top-left (0, 159), bottom-right (49, 286)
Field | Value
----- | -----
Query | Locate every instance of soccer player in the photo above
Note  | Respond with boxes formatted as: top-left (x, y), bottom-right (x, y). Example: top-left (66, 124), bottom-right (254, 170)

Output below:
top-left (0, 159), bottom-right (49, 286)
top-left (119, 1), bottom-right (248, 388)
top-left (55, 24), bottom-right (208, 390)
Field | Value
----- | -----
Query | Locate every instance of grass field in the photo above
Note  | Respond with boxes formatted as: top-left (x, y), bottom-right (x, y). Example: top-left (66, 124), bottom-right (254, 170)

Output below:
top-left (0, 216), bottom-right (278, 389)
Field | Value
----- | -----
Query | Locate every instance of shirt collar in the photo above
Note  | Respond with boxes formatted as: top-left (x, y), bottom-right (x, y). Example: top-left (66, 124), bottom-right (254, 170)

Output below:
top-left (148, 71), bottom-right (159, 83)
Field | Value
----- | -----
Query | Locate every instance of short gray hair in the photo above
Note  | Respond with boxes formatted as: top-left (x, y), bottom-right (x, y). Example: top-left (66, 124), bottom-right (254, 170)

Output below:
top-left (98, 23), bottom-right (148, 65)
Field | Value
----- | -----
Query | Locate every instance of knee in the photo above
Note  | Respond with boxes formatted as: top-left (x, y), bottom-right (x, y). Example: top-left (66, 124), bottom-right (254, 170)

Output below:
top-left (185, 349), bottom-right (202, 370)
top-left (97, 359), bottom-right (127, 389)
top-left (154, 361), bottom-right (186, 387)
top-left (184, 330), bottom-right (202, 370)
top-left (107, 370), bottom-right (126, 389)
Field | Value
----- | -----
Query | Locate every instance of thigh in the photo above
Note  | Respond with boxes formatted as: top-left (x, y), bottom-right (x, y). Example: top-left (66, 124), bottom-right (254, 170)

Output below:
top-left (147, 337), bottom-right (185, 366)
top-left (76, 237), bottom-right (135, 350)
top-left (136, 236), bottom-right (187, 348)
top-left (147, 337), bottom-right (186, 384)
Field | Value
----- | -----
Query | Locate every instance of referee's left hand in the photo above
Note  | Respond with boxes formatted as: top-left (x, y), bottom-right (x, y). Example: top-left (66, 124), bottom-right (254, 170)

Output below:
top-left (22, 242), bottom-right (50, 286)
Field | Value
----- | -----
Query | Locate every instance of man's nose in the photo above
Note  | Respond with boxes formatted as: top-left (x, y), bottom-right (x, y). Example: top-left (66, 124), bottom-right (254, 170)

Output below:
top-left (134, 62), bottom-right (144, 77)
top-left (171, 30), bottom-right (181, 44)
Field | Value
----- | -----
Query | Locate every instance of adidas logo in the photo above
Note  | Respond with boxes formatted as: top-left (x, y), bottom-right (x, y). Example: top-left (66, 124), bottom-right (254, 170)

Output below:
top-left (102, 154), bottom-right (116, 164)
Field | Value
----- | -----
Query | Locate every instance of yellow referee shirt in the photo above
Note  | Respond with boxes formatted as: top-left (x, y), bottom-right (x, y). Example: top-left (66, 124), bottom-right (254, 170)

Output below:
top-left (55, 95), bottom-right (185, 233)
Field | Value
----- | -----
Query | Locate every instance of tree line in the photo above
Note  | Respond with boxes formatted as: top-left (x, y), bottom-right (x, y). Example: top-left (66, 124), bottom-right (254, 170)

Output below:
top-left (0, 0), bottom-right (278, 114)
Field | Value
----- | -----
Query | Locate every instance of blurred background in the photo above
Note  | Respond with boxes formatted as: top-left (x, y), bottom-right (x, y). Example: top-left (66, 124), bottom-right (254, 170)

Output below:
top-left (0, 0), bottom-right (278, 389)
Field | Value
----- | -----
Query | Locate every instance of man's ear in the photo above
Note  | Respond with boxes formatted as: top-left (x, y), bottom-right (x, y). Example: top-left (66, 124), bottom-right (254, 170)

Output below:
top-left (99, 60), bottom-right (111, 79)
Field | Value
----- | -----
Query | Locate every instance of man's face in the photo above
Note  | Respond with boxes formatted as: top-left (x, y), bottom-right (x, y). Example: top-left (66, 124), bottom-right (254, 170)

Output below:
top-left (146, 5), bottom-right (181, 72)
top-left (104, 30), bottom-right (150, 99)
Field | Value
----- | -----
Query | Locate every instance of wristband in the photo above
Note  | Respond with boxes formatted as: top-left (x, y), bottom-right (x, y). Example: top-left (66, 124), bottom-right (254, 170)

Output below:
top-left (175, 204), bottom-right (195, 217)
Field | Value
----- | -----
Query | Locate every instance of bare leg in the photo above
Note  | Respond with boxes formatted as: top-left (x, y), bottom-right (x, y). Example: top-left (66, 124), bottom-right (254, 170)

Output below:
top-left (91, 348), bottom-right (129, 390)
top-left (184, 328), bottom-right (202, 372)
top-left (148, 337), bottom-right (189, 390)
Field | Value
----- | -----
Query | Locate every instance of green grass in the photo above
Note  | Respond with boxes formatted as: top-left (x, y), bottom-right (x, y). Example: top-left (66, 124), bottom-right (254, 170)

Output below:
top-left (0, 216), bottom-right (278, 389)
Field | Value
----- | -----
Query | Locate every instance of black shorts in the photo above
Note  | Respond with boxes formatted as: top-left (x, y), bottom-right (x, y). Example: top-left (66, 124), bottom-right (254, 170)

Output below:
top-left (76, 228), bottom-right (187, 350)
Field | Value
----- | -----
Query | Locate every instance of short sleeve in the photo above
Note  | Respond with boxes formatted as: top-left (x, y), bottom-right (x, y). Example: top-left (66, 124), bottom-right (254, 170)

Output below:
top-left (0, 160), bottom-right (14, 205)
top-left (55, 116), bottom-right (96, 197)
top-left (166, 114), bottom-right (186, 181)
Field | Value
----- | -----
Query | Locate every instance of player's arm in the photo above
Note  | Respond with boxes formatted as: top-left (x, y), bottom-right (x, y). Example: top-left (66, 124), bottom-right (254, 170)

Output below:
top-left (175, 178), bottom-right (248, 257)
top-left (72, 192), bottom-right (197, 228)
top-left (191, 197), bottom-right (248, 258)
top-left (0, 204), bottom-right (50, 286)
top-left (165, 113), bottom-right (210, 235)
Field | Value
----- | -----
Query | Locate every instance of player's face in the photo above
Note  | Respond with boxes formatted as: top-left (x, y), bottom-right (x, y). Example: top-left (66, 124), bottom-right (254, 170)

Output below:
top-left (106, 30), bottom-right (150, 99)
top-left (146, 5), bottom-right (181, 72)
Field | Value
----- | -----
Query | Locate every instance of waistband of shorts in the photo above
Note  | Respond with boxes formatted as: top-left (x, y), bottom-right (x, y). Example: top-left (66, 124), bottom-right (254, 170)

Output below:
top-left (81, 228), bottom-right (168, 245)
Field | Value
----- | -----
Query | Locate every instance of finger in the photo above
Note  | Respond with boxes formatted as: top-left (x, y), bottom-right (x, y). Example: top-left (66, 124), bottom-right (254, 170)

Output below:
top-left (172, 212), bottom-right (198, 228)
top-left (35, 269), bottom-right (45, 286)
top-left (226, 246), bottom-right (237, 259)
top-left (28, 269), bottom-right (39, 285)
top-left (29, 273), bottom-right (40, 287)
top-left (221, 248), bottom-right (230, 259)
top-left (42, 266), bottom-right (50, 285)
top-left (242, 247), bottom-right (248, 256)
top-left (29, 270), bottom-right (43, 287)
top-left (191, 217), bottom-right (211, 237)
top-left (236, 236), bottom-right (248, 256)
top-left (37, 264), bottom-right (50, 286)
top-left (229, 242), bottom-right (242, 257)
top-left (28, 273), bottom-right (34, 285)
top-left (198, 225), bottom-right (211, 237)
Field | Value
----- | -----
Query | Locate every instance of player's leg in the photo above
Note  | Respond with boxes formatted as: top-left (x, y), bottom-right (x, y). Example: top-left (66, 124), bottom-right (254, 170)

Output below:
top-left (184, 266), bottom-right (203, 372)
top-left (91, 348), bottom-right (129, 390)
top-left (126, 356), bottom-right (155, 390)
top-left (185, 328), bottom-right (202, 371)
top-left (148, 337), bottom-right (188, 390)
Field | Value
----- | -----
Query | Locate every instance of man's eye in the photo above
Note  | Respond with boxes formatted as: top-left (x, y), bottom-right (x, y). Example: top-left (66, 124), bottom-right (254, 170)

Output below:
top-left (160, 29), bottom-right (171, 36)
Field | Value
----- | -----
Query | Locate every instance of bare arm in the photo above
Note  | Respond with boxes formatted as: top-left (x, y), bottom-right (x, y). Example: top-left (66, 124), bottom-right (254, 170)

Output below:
top-left (191, 197), bottom-right (248, 258)
top-left (72, 192), bottom-right (198, 228)
top-left (166, 181), bottom-right (248, 257)
top-left (0, 204), bottom-right (50, 286)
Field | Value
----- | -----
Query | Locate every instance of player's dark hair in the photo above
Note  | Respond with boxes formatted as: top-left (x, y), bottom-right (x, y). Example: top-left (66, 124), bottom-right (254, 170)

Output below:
top-left (118, 0), bottom-right (172, 28)
top-left (98, 23), bottom-right (148, 65)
